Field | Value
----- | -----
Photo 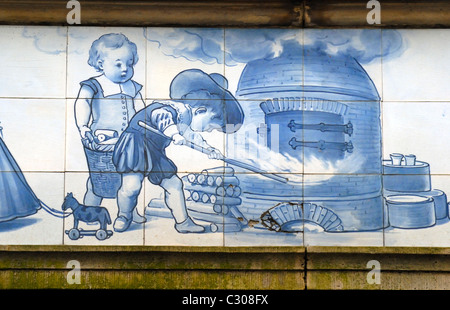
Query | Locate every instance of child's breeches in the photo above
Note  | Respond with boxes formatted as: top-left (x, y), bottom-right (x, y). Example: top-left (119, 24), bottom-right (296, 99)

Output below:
top-left (117, 173), bottom-right (144, 219)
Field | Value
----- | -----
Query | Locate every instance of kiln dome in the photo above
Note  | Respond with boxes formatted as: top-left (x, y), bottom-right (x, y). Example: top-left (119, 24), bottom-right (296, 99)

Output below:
top-left (236, 49), bottom-right (380, 102)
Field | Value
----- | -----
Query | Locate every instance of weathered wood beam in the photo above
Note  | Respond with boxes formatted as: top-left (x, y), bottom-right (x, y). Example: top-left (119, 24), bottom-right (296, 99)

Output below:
top-left (0, 0), bottom-right (302, 27)
top-left (0, 1), bottom-right (448, 28)
top-left (305, 0), bottom-right (450, 28)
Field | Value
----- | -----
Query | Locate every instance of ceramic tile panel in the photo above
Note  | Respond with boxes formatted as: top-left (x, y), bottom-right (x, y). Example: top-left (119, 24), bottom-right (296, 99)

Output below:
top-left (0, 26), bottom-right (449, 247)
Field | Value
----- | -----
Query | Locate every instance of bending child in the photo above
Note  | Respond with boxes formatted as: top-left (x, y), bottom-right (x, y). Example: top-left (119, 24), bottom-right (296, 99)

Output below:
top-left (112, 69), bottom-right (244, 233)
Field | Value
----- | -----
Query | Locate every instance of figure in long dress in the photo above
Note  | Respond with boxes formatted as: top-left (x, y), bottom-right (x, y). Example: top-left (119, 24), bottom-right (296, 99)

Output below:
top-left (0, 124), bottom-right (41, 222)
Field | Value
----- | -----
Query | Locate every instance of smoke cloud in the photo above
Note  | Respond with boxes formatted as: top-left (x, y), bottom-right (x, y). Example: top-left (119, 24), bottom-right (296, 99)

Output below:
top-left (146, 28), bottom-right (406, 66)
top-left (145, 28), bottom-right (225, 65)
top-left (303, 29), bottom-right (405, 64)
top-left (24, 27), bottom-right (405, 64)
top-left (22, 27), bottom-right (68, 55)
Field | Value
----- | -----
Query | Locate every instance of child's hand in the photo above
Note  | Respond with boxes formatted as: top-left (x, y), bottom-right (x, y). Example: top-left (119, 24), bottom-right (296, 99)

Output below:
top-left (79, 125), bottom-right (92, 139)
top-left (207, 147), bottom-right (223, 160)
top-left (172, 134), bottom-right (186, 145)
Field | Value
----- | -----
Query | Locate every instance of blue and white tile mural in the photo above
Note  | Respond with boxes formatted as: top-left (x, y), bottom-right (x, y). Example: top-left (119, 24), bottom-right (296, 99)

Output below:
top-left (0, 26), bottom-right (449, 246)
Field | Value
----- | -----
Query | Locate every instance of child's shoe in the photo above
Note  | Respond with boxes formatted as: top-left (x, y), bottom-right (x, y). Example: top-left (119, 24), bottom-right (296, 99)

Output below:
top-left (133, 208), bottom-right (147, 224)
top-left (175, 217), bottom-right (205, 233)
top-left (114, 215), bottom-right (132, 232)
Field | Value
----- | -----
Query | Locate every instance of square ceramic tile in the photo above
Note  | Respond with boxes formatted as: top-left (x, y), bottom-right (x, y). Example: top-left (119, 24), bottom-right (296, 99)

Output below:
top-left (382, 101), bottom-right (450, 174)
top-left (222, 98), bottom-right (303, 174)
top-left (144, 171), bottom-right (224, 246)
top-left (63, 172), bottom-right (145, 245)
top-left (0, 172), bottom-right (64, 245)
top-left (223, 98), bottom-right (306, 175)
top-left (383, 175), bottom-right (450, 247)
top-left (146, 27), bottom-right (225, 100)
top-left (223, 172), bottom-right (304, 246)
top-left (225, 28), bottom-right (304, 102)
top-left (303, 29), bottom-right (383, 103)
top-left (225, 173), bottom-right (303, 246)
top-left (303, 173), bottom-right (386, 241)
top-left (301, 100), bottom-right (382, 175)
top-left (145, 98), bottom-right (227, 174)
top-left (67, 27), bottom-right (147, 100)
top-left (382, 29), bottom-right (450, 102)
top-left (303, 175), bottom-right (385, 247)
top-left (0, 26), bottom-right (67, 99)
top-left (66, 97), bottom-right (145, 172)
top-left (382, 164), bottom-right (450, 247)
top-left (0, 98), bottom-right (66, 172)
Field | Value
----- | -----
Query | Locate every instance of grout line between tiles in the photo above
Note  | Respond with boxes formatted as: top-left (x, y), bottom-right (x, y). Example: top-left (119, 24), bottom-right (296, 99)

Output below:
top-left (380, 29), bottom-right (386, 247)
top-left (63, 25), bottom-right (70, 245)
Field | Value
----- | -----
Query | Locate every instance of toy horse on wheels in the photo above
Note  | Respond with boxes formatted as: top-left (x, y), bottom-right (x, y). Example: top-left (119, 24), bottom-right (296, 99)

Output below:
top-left (62, 193), bottom-right (113, 241)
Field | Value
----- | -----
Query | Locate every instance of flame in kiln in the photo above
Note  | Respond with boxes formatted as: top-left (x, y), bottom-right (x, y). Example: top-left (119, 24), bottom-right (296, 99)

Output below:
top-left (231, 138), bottom-right (364, 184)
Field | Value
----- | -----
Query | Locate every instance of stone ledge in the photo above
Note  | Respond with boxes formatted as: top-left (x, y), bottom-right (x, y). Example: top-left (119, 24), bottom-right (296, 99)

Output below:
top-left (307, 270), bottom-right (450, 290)
top-left (306, 246), bottom-right (450, 272)
top-left (0, 245), bottom-right (305, 253)
top-left (1, 244), bottom-right (448, 254)
top-left (0, 246), bottom-right (448, 289)
top-left (306, 246), bottom-right (450, 289)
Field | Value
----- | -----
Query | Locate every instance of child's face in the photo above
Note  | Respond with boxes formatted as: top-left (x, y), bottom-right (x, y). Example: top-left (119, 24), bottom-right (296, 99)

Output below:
top-left (98, 46), bottom-right (134, 83)
top-left (190, 107), bottom-right (222, 132)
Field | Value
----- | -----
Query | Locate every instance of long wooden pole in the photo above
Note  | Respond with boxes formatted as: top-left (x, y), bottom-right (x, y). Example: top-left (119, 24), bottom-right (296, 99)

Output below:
top-left (138, 121), bottom-right (288, 183)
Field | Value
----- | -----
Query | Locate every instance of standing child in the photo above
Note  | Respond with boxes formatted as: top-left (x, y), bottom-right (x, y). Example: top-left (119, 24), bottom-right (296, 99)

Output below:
top-left (112, 69), bottom-right (244, 233)
top-left (74, 33), bottom-right (146, 223)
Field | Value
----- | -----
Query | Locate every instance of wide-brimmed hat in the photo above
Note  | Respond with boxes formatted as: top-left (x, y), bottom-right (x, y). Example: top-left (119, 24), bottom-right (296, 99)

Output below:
top-left (169, 69), bottom-right (244, 133)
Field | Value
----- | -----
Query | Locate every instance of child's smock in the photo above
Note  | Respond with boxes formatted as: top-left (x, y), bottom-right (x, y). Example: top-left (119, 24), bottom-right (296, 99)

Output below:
top-left (113, 101), bottom-right (192, 185)
top-left (80, 75), bottom-right (142, 149)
